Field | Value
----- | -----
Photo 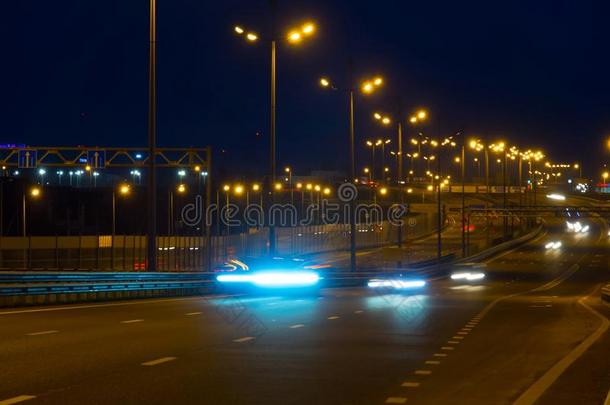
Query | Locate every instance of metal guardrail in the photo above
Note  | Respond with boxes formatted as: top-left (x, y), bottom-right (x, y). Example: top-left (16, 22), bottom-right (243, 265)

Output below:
top-left (0, 269), bottom-right (425, 297)
top-left (0, 280), bottom-right (214, 296)
top-left (0, 271), bottom-right (211, 283)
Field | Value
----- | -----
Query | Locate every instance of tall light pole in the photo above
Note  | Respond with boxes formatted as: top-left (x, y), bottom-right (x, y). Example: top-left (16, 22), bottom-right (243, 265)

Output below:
top-left (234, 19), bottom-right (315, 256)
top-left (23, 187), bottom-right (41, 237)
top-left (319, 75), bottom-right (383, 271)
top-left (461, 144), bottom-right (466, 257)
top-left (147, 0), bottom-right (158, 271)
top-left (113, 184), bottom-right (130, 269)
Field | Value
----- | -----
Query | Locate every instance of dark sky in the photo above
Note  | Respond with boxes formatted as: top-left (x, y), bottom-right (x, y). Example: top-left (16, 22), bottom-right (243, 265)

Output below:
top-left (3, 0), bottom-right (609, 179)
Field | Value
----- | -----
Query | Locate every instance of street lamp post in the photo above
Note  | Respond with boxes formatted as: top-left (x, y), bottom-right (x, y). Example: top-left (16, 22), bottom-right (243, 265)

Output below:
top-left (461, 143), bottom-right (466, 257)
top-left (235, 19), bottom-right (316, 256)
top-left (319, 75), bottom-right (383, 272)
top-left (147, 0), bottom-right (158, 272)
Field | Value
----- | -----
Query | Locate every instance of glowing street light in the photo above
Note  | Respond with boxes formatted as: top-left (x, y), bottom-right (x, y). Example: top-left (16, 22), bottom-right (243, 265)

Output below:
top-left (409, 109), bottom-right (428, 124)
top-left (177, 184), bottom-right (186, 194)
top-left (119, 184), bottom-right (131, 195)
top-left (361, 76), bottom-right (384, 94)
top-left (318, 72), bottom-right (384, 272)
top-left (287, 22), bottom-right (316, 44)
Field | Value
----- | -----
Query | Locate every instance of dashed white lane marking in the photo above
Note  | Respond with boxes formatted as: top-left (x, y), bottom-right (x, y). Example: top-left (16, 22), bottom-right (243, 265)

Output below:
top-left (415, 370), bottom-right (432, 375)
top-left (141, 357), bottom-right (177, 366)
top-left (327, 316), bottom-right (340, 320)
top-left (121, 319), bottom-right (144, 324)
top-left (433, 353), bottom-right (447, 357)
top-left (401, 382), bottom-right (420, 388)
top-left (452, 336), bottom-right (464, 340)
top-left (457, 331), bottom-right (468, 335)
top-left (26, 330), bottom-right (58, 336)
top-left (385, 397), bottom-right (407, 404)
top-left (461, 328), bottom-right (473, 331)
top-left (0, 396), bottom-right (36, 405)
top-left (448, 341), bottom-right (460, 344)
top-left (354, 310), bottom-right (364, 314)
top-left (425, 360), bottom-right (441, 365)
top-left (441, 346), bottom-right (454, 350)
top-left (185, 312), bottom-right (202, 316)
top-left (233, 336), bottom-right (255, 343)
top-left (289, 324), bottom-right (305, 329)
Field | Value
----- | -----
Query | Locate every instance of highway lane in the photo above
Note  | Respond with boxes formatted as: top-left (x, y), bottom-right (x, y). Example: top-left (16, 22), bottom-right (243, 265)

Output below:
top-left (388, 198), bottom-right (610, 404)
top-left (1, 201), bottom-right (609, 404)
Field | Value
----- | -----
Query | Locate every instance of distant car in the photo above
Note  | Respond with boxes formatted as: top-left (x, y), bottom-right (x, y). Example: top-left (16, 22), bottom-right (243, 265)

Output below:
top-left (450, 263), bottom-right (486, 283)
top-left (214, 256), bottom-right (327, 293)
top-left (367, 273), bottom-right (427, 291)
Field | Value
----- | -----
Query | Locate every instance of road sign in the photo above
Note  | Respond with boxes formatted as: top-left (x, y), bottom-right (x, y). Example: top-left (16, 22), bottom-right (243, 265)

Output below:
top-left (87, 150), bottom-right (106, 168)
top-left (18, 149), bottom-right (37, 168)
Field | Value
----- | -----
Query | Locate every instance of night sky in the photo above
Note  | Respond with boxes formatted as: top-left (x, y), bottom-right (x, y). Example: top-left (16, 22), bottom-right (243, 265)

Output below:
top-left (3, 0), bottom-right (608, 179)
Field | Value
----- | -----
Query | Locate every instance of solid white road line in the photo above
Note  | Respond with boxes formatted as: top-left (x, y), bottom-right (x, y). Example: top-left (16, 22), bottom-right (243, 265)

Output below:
top-left (514, 295), bottom-right (610, 405)
top-left (141, 357), bottom-right (177, 366)
top-left (385, 397), bottom-right (407, 404)
top-left (121, 319), bottom-right (144, 324)
top-left (233, 336), bottom-right (255, 343)
top-left (185, 312), bottom-right (202, 316)
top-left (401, 382), bottom-right (420, 387)
top-left (0, 396), bottom-right (36, 405)
top-left (289, 324), bottom-right (305, 329)
top-left (26, 330), bottom-right (58, 336)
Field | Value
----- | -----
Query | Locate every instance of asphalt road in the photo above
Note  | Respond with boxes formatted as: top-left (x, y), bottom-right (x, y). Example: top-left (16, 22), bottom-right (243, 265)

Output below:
top-left (1, 197), bottom-right (610, 404)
